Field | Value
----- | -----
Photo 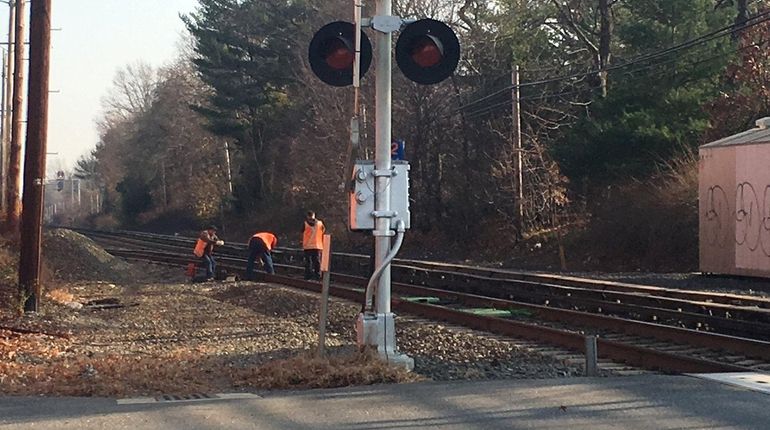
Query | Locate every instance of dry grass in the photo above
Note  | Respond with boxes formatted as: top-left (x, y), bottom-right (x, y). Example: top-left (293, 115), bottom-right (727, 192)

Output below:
top-left (0, 342), bottom-right (421, 397)
top-left (233, 349), bottom-right (421, 390)
top-left (573, 149), bottom-right (699, 271)
top-left (0, 342), bottom-right (221, 397)
top-left (46, 288), bottom-right (76, 304)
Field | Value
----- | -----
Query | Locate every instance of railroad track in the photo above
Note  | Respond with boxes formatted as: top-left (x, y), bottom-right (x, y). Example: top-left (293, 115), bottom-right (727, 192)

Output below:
top-left (74, 228), bottom-right (770, 338)
top-left (73, 228), bottom-right (770, 374)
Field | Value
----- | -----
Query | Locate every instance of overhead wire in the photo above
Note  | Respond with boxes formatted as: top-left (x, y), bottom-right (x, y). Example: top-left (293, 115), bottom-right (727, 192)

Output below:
top-left (456, 9), bottom-right (770, 114)
top-left (461, 36), bottom-right (769, 121)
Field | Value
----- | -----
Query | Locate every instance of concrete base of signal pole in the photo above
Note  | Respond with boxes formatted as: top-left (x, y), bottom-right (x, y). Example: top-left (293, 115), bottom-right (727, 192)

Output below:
top-left (356, 312), bottom-right (415, 370)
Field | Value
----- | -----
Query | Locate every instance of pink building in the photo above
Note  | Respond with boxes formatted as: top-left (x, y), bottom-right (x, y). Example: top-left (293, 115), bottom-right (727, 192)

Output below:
top-left (699, 117), bottom-right (770, 277)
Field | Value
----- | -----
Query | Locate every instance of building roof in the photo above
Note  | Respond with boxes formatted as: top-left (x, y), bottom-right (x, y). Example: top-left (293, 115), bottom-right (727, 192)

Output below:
top-left (701, 117), bottom-right (770, 148)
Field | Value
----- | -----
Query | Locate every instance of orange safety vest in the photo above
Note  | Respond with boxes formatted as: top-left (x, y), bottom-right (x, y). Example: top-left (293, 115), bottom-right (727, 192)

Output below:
top-left (253, 232), bottom-right (277, 251)
top-left (302, 220), bottom-right (324, 250)
top-left (193, 239), bottom-right (207, 257)
top-left (194, 230), bottom-right (217, 257)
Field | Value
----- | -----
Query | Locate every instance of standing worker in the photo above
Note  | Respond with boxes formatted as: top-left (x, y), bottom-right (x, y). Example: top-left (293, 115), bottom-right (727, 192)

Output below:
top-left (194, 225), bottom-right (224, 281)
top-left (302, 211), bottom-right (326, 280)
top-left (246, 231), bottom-right (278, 280)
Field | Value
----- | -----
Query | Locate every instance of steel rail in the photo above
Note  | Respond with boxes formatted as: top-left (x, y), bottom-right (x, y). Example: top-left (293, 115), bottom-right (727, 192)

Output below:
top-left (106, 248), bottom-right (770, 373)
top-left (266, 274), bottom-right (756, 374)
top-left (89, 229), bottom-right (770, 340)
top-left (74, 228), bottom-right (770, 310)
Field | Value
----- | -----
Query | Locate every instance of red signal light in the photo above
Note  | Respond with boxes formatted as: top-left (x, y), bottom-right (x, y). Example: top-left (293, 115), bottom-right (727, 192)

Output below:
top-left (410, 35), bottom-right (443, 68)
top-left (396, 19), bottom-right (460, 85)
top-left (309, 21), bottom-right (373, 87)
top-left (324, 38), bottom-right (355, 70)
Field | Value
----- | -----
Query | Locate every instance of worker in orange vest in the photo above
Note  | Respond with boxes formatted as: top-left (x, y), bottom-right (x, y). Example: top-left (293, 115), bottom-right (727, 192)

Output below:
top-left (302, 211), bottom-right (326, 280)
top-left (193, 225), bottom-right (224, 280)
top-left (245, 231), bottom-right (277, 280)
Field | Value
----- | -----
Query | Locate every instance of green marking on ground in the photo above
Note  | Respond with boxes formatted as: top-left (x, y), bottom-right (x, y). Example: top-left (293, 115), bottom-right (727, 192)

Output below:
top-left (508, 308), bottom-right (533, 317)
top-left (461, 308), bottom-right (533, 318)
top-left (402, 296), bottom-right (441, 304)
top-left (462, 308), bottom-right (512, 317)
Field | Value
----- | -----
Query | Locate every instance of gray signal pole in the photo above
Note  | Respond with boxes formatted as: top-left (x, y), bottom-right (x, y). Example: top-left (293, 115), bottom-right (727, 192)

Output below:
top-left (356, 0), bottom-right (413, 369)
top-left (373, 0), bottom-right (393, 320)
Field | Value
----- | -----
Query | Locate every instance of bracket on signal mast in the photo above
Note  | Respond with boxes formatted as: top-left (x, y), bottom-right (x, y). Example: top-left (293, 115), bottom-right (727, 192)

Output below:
top-left (362, 17), bottom-right (415, 30)
top-left (372, 168), bottom-right (396, 177)
top-left (371, 15), bottom-right (402, 33)
top-left (373, 229), bottom-right (396, 237)
top-left (372, 210), bottom-right (397, 218)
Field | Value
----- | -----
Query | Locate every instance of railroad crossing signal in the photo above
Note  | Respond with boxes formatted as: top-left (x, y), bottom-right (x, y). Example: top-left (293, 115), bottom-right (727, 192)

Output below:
top-left (56, 170), bottom-right (65, 192)
top-left (309, 2), bottom-right (461, 372)
top-left (308, 21), bottom-right (373, 87)
top-left (308, 18), bottom-right (460, 86)
top-left (395, 19), bottom-right (460, 85)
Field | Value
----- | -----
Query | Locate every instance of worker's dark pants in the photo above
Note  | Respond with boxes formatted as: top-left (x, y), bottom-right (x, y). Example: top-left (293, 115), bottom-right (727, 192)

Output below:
top-left (246, 237), bottom-right (274, 279)
top-left (304, 249), bottom-right (321, 280)
top-left (201, 254), bottom-right (216, 279)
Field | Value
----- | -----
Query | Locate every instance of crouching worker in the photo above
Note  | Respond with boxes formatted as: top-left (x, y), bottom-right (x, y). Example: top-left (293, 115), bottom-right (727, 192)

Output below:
top-left (245, 232), bottom-right (278, 280)
top-left (194, 225), bottom-right (224, 281)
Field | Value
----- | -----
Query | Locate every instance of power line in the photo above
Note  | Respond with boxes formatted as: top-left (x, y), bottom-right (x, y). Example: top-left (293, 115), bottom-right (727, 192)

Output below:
top-left (457, 10), bottom-right (770, 113)
top-left (462, 37), bottom-right (768, 121)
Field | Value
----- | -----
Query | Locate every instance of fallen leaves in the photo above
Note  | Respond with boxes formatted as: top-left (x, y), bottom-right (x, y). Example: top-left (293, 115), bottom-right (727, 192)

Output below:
top-left (232, 349), bottom-right (420, 390)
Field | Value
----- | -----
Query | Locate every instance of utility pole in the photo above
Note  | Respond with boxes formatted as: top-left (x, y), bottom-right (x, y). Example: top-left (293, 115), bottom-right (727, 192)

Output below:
top-left (19, 0), bottom-right (51, 312)
top-left (1, 1), bottom-right (15, 221)
top-left (6, 0), bottom-right (25, 234)
top-left (511, 65), bottom-right (524, 240)
top-left (0, 50), bottom-right (6, 215)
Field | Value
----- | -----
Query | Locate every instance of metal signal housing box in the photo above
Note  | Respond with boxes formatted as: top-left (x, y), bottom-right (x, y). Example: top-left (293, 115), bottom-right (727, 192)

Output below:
top-left (349, 160), bottom-right (411, 231)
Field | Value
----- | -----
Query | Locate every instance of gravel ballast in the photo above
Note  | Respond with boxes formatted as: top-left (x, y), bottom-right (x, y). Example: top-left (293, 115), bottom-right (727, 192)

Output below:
top-left (1, 272), bottom-right (591, 397)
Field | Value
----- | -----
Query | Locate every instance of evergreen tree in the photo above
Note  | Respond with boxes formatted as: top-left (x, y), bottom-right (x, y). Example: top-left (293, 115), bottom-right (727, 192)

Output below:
top-left (553, 0), bottom-right (736, 182)
top-left (183, 0), bottom-right (306, 208)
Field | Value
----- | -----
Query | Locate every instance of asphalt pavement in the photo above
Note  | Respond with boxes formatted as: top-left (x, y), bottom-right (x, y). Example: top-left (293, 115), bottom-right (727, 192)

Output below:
top-left (1, 375), bottom-right (768, 429)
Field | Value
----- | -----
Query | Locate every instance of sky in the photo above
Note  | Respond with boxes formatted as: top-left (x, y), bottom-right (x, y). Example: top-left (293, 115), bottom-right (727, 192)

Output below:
top-left (1, 0), bottom-right (200, 173)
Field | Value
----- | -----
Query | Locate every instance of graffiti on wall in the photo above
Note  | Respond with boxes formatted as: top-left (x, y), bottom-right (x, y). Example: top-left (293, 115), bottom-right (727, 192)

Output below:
top-left (704, 182), bottom-right (770, 257)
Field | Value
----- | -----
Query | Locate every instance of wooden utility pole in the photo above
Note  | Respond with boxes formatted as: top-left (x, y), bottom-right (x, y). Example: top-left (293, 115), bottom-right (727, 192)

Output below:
top-left (1, 1), bottom-right (15, 221)
top-left (511, 65), bottom-right (524, 240)
top-left (7, 0), bottom-right (25, 234)
top-left (1, 52), bottom-right (6, 216)
top-left (19, 0), bottom-right (51, 312)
